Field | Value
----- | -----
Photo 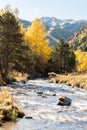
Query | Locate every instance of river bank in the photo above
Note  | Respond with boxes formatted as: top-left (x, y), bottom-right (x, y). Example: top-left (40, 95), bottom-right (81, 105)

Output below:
top-left (0, 71), bottom-right (28, 86)
top-left (0, 79), bottom-right (87, 130)
top-left (49, 73), bottom-right (87, 90)
top-left (0, 89), bottom-right (25, 126)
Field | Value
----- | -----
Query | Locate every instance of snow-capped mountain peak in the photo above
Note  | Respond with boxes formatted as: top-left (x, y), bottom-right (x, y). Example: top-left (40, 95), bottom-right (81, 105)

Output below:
top-left (20, 17), bottom-right (87, 45)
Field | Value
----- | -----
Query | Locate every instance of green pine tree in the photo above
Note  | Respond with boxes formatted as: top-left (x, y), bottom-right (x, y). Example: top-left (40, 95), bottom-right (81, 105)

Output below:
top-left (51, 39), bottom-right (76, 73)
top-left (0, 8), bottom-right (27, 82)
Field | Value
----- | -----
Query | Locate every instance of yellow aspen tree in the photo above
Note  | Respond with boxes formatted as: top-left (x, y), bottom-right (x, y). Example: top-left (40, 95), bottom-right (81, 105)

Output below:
top-left (26, 18), bottom-right (51, 64)
top-left (75, 50), bottom-right (87, 72)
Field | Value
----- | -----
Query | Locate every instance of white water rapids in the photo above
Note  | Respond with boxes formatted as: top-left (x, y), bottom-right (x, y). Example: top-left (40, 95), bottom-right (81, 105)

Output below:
top-left (0, 79), bottom-right (87, 130)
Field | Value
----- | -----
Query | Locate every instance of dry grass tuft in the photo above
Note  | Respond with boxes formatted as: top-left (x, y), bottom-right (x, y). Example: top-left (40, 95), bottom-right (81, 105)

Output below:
top-left (0, 89), bottom-right (13, 104)
top-left (0, 89), bottom-right (25, 123)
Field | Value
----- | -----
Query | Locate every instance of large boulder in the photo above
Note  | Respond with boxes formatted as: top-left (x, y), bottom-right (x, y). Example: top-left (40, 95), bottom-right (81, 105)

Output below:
top-left (48, 72), bottom-right (58, 79)
top-left (57, 96), bottom-right (72, 106)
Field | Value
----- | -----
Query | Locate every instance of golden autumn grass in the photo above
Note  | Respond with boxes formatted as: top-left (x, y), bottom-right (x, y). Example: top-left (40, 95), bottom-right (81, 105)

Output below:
top-left (0, 89), bottom-right (25, 125)
top-left (0, 89), bottom-right (12, 104)
top-left (8, 70), bottom-right (28, 82)
top-left (50, 73), bottom-right (87, 90)
top-left (0, 71), bottom-right (28, 86)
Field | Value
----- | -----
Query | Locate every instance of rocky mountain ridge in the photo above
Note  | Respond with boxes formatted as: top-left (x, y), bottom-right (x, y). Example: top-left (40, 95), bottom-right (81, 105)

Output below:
top-left (68, 25), bottom-right (87, 51)
top-left (19, 17), bottom-right (87, 45)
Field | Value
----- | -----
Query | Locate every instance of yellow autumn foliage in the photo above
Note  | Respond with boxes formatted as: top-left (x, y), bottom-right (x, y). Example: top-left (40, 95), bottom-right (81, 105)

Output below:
top-left (25, 18), bottom-right (51, 64)
top-left (75, 49), bottom-right (87, 72)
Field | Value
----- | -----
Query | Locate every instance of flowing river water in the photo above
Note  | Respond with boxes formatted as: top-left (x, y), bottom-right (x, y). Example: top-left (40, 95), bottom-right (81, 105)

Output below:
top-left (0, 79), bottom-right (87, 130)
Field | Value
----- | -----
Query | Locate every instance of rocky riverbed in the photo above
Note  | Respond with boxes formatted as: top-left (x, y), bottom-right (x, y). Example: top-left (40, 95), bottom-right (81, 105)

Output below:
top-left (0, 79), bottom-right (87, 130)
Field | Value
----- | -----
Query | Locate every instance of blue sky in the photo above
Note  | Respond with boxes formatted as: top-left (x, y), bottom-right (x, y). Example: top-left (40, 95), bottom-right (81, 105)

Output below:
top-left (0, 0), bottom-right (87, 21)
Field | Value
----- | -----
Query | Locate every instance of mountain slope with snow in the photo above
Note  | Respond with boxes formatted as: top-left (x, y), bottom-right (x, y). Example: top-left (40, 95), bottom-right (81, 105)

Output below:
top-left (20, 17), bottom-right (87, 45)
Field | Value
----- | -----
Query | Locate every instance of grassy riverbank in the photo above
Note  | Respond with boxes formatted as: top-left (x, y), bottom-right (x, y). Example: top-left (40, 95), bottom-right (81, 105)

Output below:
top-left (0, 71), bottom-right (28, 86)
top-left (50, 73), bottom-right (87, 90)
top-left (0, 89), bottom-right (25, 126)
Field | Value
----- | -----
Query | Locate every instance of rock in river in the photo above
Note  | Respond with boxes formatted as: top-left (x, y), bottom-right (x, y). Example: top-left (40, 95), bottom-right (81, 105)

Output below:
top-left (25, 116), bottom-right (33, 119)
top-left (48, 72), bottom-right (58, 79)
top-left (57, 96), bottom-right (72, 106)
